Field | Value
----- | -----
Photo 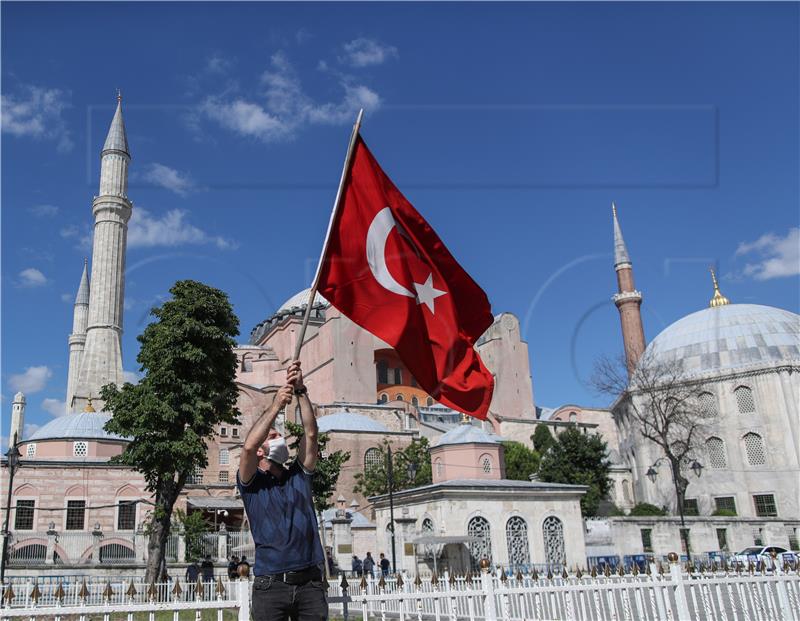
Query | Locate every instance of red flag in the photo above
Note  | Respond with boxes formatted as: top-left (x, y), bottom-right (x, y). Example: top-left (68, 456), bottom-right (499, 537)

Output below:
top-left (317, 136), bottom-right (495, 419)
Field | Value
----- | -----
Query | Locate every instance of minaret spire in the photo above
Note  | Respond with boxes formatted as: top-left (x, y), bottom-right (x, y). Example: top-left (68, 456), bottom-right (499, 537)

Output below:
top-left (709, 267), bottom-right (731, 308)
top-left (611, 203), bottom-right (646, 376)
top-left (72, 95), bottom-right (132, 412)
top-left (66, 259), bottom-right (90, 410)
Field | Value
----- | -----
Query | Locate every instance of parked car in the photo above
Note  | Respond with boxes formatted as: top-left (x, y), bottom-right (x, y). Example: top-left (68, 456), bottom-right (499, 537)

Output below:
top-left (731, 546), bottom-right (797, 569)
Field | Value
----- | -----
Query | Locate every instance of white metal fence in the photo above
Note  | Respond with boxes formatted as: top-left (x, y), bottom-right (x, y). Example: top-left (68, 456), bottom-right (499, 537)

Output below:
top-left (2, 560), bottom-right (798, 620)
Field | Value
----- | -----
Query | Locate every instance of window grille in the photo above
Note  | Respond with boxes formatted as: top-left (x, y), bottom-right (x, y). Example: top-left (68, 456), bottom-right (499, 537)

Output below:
top-left (219, 448), bottom-right (230, 466)
top-left (421, 518), bottom-right (435, 560)
top-left (505, 516), bottom-right (530, 569)
top-left (640, 528), bottom-right (653, 553)
top-left (467, 516), bottom-right (492, 571)
top-left (393, 368), bottom-right (402, 385)
top-left (753, 494), bottom-right (777, 517)
top-left (706, 437), bottom-right (727, 468)
top-left (219, 427), bottom-right (227, 437)
top-left (26, 443), bottom-right (36, 457)
top-left (219, 471), bottom-right (229, 483)
top-left (395, 394), bottom-right (404, 401)
top-left (364, 448), bottom-right (382, 473)
top-left (698, 392), bottom-right (718, 417)
top-left (187, 468), bottom-right (203, 484)
top-left (735, 386), bottom-right (756, 414)
top-left (683, 498), bottom-right (699, 516)
top-left (66, 500), bottom-right (86, 530)
top-left (117, 500), bottom-right (136, 530)
top-left (716, 528), bottom-right (728, 551)
top-left (542, 516), bottom-right (565, 566)
top-left (788, 528), bottom-right (798, 550)
top-left (73, 441), bottom-right (88, 457)
top-left (231, 428), bottom-right (239, 438)
top-left (14, 500), bottom-right (35, 530)
top-left (481, 455), bottom-right (492, 474)
top-left (426, 397), bottom-right (433, 406)
top-left (714, 496), bottom-right (737, 514)
top-left (743, 433), bottom-right (766, 466)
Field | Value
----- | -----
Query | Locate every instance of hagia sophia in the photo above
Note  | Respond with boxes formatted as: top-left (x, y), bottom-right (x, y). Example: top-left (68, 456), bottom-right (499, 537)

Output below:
top-left (2, 98), bottom-right (798, 578)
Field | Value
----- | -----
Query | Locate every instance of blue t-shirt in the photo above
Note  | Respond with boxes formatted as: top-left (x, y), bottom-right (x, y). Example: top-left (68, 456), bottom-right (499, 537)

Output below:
top-left (237, 461), bottom-right (324, 575)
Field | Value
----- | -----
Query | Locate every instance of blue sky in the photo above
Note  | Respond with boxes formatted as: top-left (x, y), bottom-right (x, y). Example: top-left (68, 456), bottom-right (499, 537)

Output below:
top-left (2, 2), bottom-right (798, 439)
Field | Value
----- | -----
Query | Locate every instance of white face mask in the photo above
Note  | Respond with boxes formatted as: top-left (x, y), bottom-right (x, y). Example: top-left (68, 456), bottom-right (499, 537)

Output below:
top-left (266, 437), bottom-right (289, 465)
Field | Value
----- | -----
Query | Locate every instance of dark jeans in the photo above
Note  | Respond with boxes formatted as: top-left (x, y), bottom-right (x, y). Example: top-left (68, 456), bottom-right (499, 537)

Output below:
top-left (252, 576), bottom-right (328, 621)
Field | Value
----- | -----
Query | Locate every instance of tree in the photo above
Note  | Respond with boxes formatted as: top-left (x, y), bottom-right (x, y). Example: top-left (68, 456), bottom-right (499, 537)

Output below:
top-left (502, 441), bottom-right (541, 481)
top-left (531, 424), bottom-right (554, 453)
top-left (173, 508), bottom-right (211, 562)
top-left (537, 427), bottom-right (611, 516)
top-left (353, 437), bottom-right (432, 498)
top-left (102, 280), bottom-right (241, 583)
top-left (629, 502), bottom-right (667, 517)
top-left (592, 350), bottom-right (715, 550)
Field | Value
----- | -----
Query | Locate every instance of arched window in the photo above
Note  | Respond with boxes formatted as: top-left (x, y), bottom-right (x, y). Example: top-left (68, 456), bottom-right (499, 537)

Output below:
top-left (622, 480), bottom-right (632, 503)
top-left (505, 516), bottom-right (530, 569)
top-left (364, 448), bottom-right (382, 473)
top-left (481, 454), bottom-right (493, 474)
top-left (393, 368), bottom-right (402, 385)
top-left (743, 433), bottom-right (766, 466)
top-left (706, 437), bottom-right (727, 468)
top-left (426, 397), bottom-right (433, 407)
top-left (421, 518), bottom-right (435, 560)
top-left (467, 516), bottom-right (492, 571)
top-left (698, 392), bottom-right (718, 417)
top-left (542, 516), bottom-right (565, 567)
top-left (378, 393), bottom-right (388, 404)
top-left (377, 360), bottom-right (389, 385)
top-left (395, 394), bottom-right (404, 402)
top-left (411, 396), bottom-right (419, 407)
top-left (435, 457), bottom-right (443, 478)
top-left (735, 386), bottom-right (756, 414)
top-left (241, 355), bottom-right (253, 373)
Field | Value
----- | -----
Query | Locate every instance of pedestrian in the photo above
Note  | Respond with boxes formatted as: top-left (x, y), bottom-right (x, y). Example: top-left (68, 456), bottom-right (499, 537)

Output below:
top-left (237, 555), bottom-right (251, 576)
top-left (201, 554), bottom-right (215, 582)
top-left (363, 551), bottom-right (375, 577)
top-left (238, 361), bottom-right (327, 620)
top-left (227, 555), bottom-right (240, 580)
top-left (379, 553), bottom-right (390, 577)
top-left (351, 555), bottom-right (363, 577)
top-left (186, 559), bottom-right (201, 601)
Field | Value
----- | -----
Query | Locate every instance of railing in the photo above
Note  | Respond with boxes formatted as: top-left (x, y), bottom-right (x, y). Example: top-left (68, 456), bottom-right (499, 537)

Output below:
top-left (226, 530), bottom-right (253, 558)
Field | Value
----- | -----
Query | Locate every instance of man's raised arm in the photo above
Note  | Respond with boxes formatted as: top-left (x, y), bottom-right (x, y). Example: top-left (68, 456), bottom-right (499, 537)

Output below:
top-left (288, 361), bottom-right (319, 472)
top-left (239, 385), bottom-right (293, 484)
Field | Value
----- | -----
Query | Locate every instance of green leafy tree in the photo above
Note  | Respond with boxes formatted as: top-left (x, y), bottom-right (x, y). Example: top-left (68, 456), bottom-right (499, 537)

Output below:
top-left (353, 437), bottom-right (432, 498)
top-left (629, 502), bottom-right (667, 516)
top-left (502, 441), bottom-right (541, 481)
top-left (173, 509), bottom-right (211, 562)
top-left (102, 280), bottom-right (240, 583)
top-left (537, 427), bottom-right (611, 516)
top-left (531, 424), bottom-right (555, 453)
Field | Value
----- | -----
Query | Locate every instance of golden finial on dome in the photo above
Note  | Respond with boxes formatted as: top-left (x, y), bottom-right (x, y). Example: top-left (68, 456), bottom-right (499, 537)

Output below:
top-left (84, 397), bottom-right (96, 413)
top-left (709, 267), bottom-right (730, 308)
top-left (116, 89), bottom-right (122, 103)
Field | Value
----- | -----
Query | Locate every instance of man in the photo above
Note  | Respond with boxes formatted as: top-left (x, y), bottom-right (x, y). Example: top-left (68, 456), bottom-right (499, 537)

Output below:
top-left (186, 559), bottom-right (201, 600)
top-left (351, 555), bottom-right (362, 577)
top-left (238, 361), bottom-right (326, 621)
top-left (201, 554), bottom-right (215, 582)
top-left (227, 555), bottom-right (240, 580)
top-left (379, 553), bottom-right (390, 577)
top-left (363, 552), bottom-right (375, 578)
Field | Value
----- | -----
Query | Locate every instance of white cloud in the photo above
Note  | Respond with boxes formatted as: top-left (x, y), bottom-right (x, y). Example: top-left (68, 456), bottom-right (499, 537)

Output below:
top-left (735, 227), bottom-right (800, 281)
top-left (60, 225), bottom-right (79, 238)
top-left (9, 366), bottom-right (52, 394)
top-left (18, 268), bottom-right (48, 287)
top-left (61, 292), bottom-right (73, 303)
top-left (23, 423), bottom-right (41, 438)
top-left (199, 51), bottom-right (381, 143)
top-left (206, 54), bottom-right (233, 74)
top-left (29, 204), bottom-right (59, 217)
top-left (128, 208), bottom-right (234, 250)
top-left (41, 398), bottom-right (68, 417)
top-left (142, 163), bottom-right (195, 196)
top-left (1, 84), bottom-right (73, 151)
top-left (340, 38), bottom-right (398, 67)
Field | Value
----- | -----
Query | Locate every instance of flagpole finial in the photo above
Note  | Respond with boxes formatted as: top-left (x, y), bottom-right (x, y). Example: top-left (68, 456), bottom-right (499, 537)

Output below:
top-left (116, 88), bottom-right (122, 103)
top-left (709, 266), bottom-right (730, 307)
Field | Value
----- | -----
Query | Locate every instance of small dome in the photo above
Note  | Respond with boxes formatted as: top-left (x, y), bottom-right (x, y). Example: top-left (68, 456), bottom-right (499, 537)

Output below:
top-left (13, 392), bottom-right (25, 403)
top-left (277, 288), bottom-right (330, 314)
top-left (433, 424), bottom-right (498, 448)
top-left (28, 412), bottom-right (129, 442)
top-left (317, 412), bottom-right (388, 433)
top-left (644, 303), bottom-right (800, 379)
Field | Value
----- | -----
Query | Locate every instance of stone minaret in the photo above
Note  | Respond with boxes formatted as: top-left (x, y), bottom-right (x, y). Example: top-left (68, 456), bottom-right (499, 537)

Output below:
top-left (611, 203), bottom-right (646, 375)
top-left (72, 94), bottom-right (131, 411)
top-left (66, 259), bottom-right (90, 409)
top-left (10, 392), bottom-right (25, 444)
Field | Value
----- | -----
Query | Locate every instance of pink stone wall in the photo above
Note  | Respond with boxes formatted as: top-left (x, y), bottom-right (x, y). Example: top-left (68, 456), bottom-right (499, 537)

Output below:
top-left (430, 443), bottom-right (505, 483)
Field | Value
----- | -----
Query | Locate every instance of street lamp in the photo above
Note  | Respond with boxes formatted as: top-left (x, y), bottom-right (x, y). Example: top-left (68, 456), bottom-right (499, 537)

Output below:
top-left (386, 446), bottom-right (397, 574)
top-left (645, 466), bottom-right (658, 484)
top-left (407, 461), bottom-right (418, 483)
top-left (690, 460), bottom-right (703, 478)
top-left (1, 436), bottom-right (22, 586)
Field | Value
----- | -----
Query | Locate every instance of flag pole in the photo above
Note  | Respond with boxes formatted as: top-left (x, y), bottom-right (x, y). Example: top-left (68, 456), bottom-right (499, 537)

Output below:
top-left (292, 108), bottom-right (364, 362)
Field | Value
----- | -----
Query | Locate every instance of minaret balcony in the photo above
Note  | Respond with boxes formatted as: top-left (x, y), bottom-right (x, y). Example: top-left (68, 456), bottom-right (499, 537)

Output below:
top-left (613, 290), bottom-right (643, 304)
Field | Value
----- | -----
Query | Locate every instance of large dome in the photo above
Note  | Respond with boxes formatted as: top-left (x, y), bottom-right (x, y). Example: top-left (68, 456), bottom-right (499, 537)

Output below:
top-left (28, 411), bottom-right (129, 442)
top-left (645, 303), bottom-right (800, 378)
top-left (277, 288), bottom-right (330, 314)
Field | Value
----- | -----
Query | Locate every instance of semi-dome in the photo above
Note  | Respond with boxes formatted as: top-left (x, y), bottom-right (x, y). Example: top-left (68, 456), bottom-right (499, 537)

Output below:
top-left (432, 423), bottom-right (499, 448)
top-left (28, 411), bottom-right (129, 442)
top-left (317, 412), bottom-right (388, 433)
top-left (644, 303), bottom-right (800, 378)
top-left (277, 288), bottom-right (330, 314)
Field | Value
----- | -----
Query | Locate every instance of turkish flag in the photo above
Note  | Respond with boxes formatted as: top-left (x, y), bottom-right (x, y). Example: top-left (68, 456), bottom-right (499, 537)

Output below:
top-left (317, 136), bottom-right (495, 419)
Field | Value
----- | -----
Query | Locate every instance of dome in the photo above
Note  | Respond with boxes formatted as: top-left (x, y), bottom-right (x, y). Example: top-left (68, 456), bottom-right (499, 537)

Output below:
top-left (277, 288), bottom-right (330, 314)
top-left (432, 423), bottom-right (499, 447)
top-left (28, 411), bottom-right (129, 442)
top-left (317, 412), bottom-right (389, 433)
top-left (645, 303), bottom-right (800, 378)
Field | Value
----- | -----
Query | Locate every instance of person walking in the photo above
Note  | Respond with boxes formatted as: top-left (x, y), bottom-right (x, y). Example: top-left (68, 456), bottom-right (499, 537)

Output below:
top-left (185, 560), bottom-right (201, 601)
top-left (227, 555), bottom-right (240, 580)
top-left (351, 555), bottom-right (362, 577)
top-left (363, 552), bottom-right (375, 578)
top-left (379, 553), bottom-right (390, 577)
top-left (238, 361), bottom-right (327, 621)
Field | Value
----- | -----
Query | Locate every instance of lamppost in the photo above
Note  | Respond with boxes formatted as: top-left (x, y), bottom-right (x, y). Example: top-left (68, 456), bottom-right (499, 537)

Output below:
top-left (1, 434), bottom-right (22, 586)
top-left (646, 457), bottom-right (703, 559)
top-left (386, 446), bottom-right (397, 574)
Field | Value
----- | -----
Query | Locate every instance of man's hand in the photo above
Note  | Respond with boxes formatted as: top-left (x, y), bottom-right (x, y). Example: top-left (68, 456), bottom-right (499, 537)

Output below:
top-left (287, 360), bottom-right (304, 389)
top-left (275, 384), bottom-right (293, 409)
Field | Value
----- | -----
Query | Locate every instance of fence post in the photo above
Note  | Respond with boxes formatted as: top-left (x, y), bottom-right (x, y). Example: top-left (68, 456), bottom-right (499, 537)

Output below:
top-left (177, 530), bottom-right (186, 563)
top-left (667, 552), bottom-right (690, 619)
top-left (217, 525), bottom-right (228, 562)
top-left (479, 559), bottom-right (497, 621)
top-left (772, 552), bottom-right (792, 620)
top-left (237, 578), bottom-right (250, 621)
top-left (45, 524), bottom-right (57, 565)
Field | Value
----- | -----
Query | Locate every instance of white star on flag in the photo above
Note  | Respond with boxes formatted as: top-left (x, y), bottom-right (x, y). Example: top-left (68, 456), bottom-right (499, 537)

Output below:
top-left (414, 273), bottom-right (447, 313)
